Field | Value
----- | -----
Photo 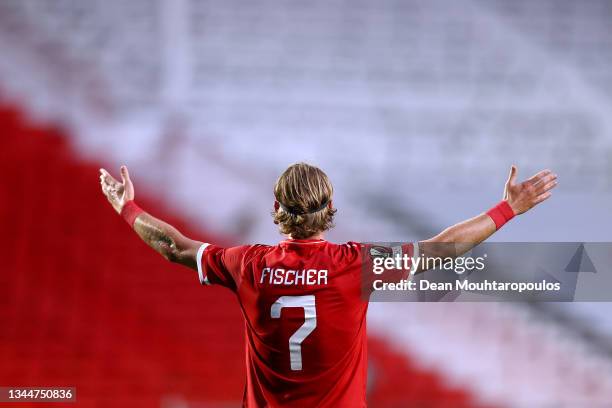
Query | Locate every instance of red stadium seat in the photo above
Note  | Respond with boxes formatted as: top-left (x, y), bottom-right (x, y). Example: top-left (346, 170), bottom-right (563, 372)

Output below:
top-left (0, 103), bottom-right (492, 407)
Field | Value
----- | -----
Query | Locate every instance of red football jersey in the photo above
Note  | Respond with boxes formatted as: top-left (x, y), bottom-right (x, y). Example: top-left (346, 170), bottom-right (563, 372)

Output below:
top-left (196, 238), bottom-right (415, 407)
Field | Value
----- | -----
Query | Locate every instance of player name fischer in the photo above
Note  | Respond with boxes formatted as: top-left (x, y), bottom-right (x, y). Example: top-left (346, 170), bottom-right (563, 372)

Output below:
top-left (260, 268), bottom-right (328, 285)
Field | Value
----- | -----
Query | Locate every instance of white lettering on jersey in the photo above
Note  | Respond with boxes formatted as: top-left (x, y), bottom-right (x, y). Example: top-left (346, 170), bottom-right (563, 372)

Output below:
top-left (260, 268), bottom-right (328, 285)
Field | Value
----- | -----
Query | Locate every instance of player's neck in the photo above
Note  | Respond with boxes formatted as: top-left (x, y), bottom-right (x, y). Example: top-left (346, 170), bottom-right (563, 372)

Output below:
top-left (287, 232), bottom-right (325, 241)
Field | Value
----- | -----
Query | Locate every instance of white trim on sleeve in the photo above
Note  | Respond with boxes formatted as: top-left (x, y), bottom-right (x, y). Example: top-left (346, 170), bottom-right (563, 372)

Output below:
top-left (196, 243), bottom-right (211, 285)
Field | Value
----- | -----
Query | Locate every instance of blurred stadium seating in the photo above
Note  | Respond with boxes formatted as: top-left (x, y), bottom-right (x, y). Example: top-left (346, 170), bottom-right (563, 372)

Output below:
top-left (1, 105), bottom-right (495, 407)
top-left (1, 0), bottom-right (612, 406)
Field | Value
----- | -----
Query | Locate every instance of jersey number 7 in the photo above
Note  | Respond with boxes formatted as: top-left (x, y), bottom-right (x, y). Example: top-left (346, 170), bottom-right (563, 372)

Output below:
top-left (271, 295), bottom-right (317, 371)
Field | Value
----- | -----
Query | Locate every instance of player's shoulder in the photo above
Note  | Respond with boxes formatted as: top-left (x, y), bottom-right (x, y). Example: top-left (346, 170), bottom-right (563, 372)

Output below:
top-left (224, 243), bottom-right (272, 257)
top-left (321, 240), bottom-right (364, 263)
top-left (231, 243), bottom-right (275, 264)
top-left (330, 240), bottom-right (363, 249)
top-left (222, 243), bottom-right (271, 251)
top-left (329, 241), bottom-right (363, 252)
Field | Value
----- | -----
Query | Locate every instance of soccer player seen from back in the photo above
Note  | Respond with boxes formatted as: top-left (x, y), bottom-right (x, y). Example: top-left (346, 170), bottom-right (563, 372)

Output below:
top-left (100, 162), bottom-right (557, 407)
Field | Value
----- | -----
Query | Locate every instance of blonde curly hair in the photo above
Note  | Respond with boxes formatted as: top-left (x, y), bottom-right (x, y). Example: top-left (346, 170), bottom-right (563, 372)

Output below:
top-left (272, 163), bottom-right (337, 239)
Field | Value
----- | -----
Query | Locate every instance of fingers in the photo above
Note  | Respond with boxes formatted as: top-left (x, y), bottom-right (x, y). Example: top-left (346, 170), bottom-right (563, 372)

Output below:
top-left (526, 169), bottom-right (553, 185)
top-left (99, 170), bottom-right (111, 193)
top-left (99, 169), bottom-right (107, 187)
top-left (532, 171), bottom-right (558, 207)
top-left (506, 165), bottom-right (518, 186)
top-left (99, 168), bottom-right (119, 186)
top-left (120, 165), bottom-right (130, 185)
top-left (100, 179), bottom-right (117, 199)
top-left (99, 169), bottom-right (122, 201)
top-left (120, 165), bottom-right (135, 200)
top-left (533, 191), bottom-right (552, 206)
top-left (535, 174), bottom-right (558, 194)
top-left (533, 172), bottom-right (557, 186)
top-left (99, 168), bottom-right (124, 201)
top-left (537, 180), bottom-right (558, 194)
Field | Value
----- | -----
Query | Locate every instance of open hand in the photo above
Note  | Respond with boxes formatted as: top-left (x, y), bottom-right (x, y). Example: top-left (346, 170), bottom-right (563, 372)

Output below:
top-left (99, 165), bottom-right (134, 214)
top-left (504, 166), bottom-right (557, 215)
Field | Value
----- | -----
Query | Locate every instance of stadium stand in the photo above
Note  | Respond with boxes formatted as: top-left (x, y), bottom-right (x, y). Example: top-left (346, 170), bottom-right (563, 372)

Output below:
top-left (0, 104), bottom-right (493, 407)
top-left (1, 0), bottom-right (612, 406)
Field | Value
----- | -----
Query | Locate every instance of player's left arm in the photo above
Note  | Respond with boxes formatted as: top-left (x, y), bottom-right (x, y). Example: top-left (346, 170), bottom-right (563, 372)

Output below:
top-left (99, 166), bottom-right (203, 271)
top-left (415, 166), bottom-right (557, 272)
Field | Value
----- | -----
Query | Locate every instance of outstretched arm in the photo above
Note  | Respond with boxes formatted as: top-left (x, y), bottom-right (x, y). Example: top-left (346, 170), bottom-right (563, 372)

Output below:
top-left (99, 166), bottom-right (203, 270)
top-left (416, 165), bottom-right (557, 271)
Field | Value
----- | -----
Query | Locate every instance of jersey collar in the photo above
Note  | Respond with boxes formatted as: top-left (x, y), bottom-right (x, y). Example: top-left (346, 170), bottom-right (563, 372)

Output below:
top-left (281, 238), bottom-right (327, 245)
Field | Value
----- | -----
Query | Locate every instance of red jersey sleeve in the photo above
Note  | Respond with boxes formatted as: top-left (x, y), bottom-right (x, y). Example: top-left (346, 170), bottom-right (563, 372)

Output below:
top-left (196, 243), bottom-right (252, 291)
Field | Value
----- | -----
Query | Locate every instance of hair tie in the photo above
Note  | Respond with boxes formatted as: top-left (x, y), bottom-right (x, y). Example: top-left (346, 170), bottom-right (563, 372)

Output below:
top-left (278, 200), bottom-right (329, 216)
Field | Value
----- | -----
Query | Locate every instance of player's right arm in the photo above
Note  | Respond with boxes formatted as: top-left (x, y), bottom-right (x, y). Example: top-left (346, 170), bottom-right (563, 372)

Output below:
top-left (415, 165), bottom-right (557, 273)
top-left (99, 166), bottom-right (202, 270)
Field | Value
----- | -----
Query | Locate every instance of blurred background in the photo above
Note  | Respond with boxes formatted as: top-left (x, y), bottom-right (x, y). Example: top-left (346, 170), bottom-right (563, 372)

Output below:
top-left (1, 0), bottom-right (612, 406)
